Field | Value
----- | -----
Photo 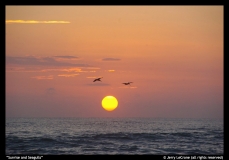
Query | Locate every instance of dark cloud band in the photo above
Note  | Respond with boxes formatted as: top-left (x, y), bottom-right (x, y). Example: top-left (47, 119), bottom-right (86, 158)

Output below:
top-left (102, 58), bottom-right (121, 61)
top-left (6, 56), bottom-right (89, 67)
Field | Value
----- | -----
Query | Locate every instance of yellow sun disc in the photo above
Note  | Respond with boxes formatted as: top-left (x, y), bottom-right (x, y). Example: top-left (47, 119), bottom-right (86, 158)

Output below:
top-left (101, 96), bottom-right (118, 111)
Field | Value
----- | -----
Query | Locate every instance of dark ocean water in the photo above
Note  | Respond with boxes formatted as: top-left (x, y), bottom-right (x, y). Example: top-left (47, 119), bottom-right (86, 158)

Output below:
top-left (6, 118), bottom-right (223, 155)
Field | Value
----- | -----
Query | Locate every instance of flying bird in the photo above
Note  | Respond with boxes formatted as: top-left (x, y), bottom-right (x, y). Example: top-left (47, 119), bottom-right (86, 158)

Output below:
top-left (122, 82), bottom-right (133, 85)
top-left (93, 77), bottom-right (103, 82)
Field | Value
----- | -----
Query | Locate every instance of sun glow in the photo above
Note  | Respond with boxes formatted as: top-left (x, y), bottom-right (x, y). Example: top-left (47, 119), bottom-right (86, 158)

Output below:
top-left (101, 96), bottom-right (118, 111)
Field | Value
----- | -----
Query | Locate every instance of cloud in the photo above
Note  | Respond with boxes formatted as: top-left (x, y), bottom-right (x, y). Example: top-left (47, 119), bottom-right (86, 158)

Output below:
top-left (102, 58), bottom-right (121, 61)
top-left (86, 83), bottom-right (110, 86)
top-left (41, 68), bottom-right (82, 72)
top-left (58, 74), bottom-right (79, 77)
top-left (6, 20), bottom-right (70, 24)
top-left (6, 56), bottom-right (90, 67)
top-left (54, 56), bottom-right (79, 59)
top-left (46, 88), bottom-right (56, 94)
top-left (31, 75), bottom-right (54, 80)
top-left (107, 70), bottom-right (115, 72)
top-left (130, 87), bottom-right (138, 89)
top-left (6, 56), bottom-right (100, 78)
top-left (86, 77), bottom-right (97, 79)
top-left (119, 86), bottom-right (137, 89)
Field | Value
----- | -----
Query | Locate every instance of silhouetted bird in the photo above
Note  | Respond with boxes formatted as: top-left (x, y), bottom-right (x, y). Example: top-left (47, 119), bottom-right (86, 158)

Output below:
top-left (93, 77), bottom-right (103, 82)
top-left (122, 82), bottom-right (133, 85)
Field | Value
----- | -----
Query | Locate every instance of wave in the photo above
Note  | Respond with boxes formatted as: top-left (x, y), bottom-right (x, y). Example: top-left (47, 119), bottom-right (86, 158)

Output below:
top-left (7, 131), bottom-right (223, 149)
top-left (6, 118), bottom-right (223, 155)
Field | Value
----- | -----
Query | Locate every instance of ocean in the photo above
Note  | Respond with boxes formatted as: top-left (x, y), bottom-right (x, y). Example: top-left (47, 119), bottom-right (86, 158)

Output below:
top-left (5, 118), bottom-right (223, 155)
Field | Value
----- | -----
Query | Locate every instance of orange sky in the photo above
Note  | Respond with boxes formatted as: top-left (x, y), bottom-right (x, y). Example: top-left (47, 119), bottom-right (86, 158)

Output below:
top-left (5, 6), bottom-right (223, 118)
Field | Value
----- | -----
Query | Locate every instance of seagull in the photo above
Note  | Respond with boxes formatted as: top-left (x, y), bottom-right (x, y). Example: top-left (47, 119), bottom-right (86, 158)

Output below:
top-left (93, 77), bottom-right (103, 82)
top-left (122, 82), bottom-right (133, 85)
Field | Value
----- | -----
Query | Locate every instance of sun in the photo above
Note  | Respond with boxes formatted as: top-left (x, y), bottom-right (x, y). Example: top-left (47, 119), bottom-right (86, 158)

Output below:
top-left (101, 96), bottom-right (118, 111)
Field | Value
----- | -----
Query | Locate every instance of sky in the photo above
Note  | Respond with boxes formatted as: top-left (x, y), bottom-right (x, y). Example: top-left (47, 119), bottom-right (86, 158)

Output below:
top-left (5, 5), bottom-right (223, 118)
